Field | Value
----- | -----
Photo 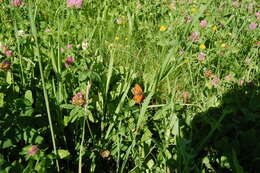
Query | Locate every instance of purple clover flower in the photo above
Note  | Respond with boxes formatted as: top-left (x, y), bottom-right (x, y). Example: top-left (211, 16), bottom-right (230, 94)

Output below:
top-left (67, 0), bottom-right (83, 8)
top-left (10, 0), bottom-right (24, 7)
top-left (27, 145), bottom-right (39, 156)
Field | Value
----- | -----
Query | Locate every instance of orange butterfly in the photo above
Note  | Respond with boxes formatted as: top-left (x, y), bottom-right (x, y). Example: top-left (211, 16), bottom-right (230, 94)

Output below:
top-left (132, 84), bottom-right (145, 104)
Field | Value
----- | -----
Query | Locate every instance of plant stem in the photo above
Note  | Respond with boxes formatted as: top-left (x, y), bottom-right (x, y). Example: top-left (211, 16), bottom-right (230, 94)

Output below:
top-left (28, 2), bottom-right (59, 172)
top-left (79, 81), bottom-right (92, 173)
top-left (13, 21), bottom-right (25, 85)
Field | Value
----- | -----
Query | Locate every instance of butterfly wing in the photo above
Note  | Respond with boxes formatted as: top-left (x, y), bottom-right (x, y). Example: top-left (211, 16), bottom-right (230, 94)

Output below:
top-left (132, 84), bottom-right (144, 104)
top-left (132, 84), bottom-right (143, 95)
top-left (134, 94), bottom-right (144, 104)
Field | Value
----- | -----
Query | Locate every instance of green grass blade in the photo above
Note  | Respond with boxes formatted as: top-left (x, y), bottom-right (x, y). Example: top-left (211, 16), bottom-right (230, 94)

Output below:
top-left (28, 2), bottom-right (60, 172)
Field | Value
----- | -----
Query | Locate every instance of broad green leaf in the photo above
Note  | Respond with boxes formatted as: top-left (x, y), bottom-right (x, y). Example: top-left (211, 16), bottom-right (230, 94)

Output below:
top-left (79, 71), bottom-right (90, 81)
top-left (171, 114), bottom-right (179, 136)
top-left (47, 152), bottom-right (58, 160)
top-left (165, 149), bottom-right (172, 159)
top-left (147, 159), bottom-right (154, 169)
top-left (141, 129), bottom-right (152, 142)
top-left (6, 71), bottom-right (12, 84)
top-left (25, 90), bottom-right (33, 104)
top-left (153, 104), bottom-right (171, 120)
top-left (0, 93), bottom-right (4, 107)
top-left (0, 154), bottom-right (6, 167)
top-left (220, 156), bottom-right (231, 169)
top-left (202, 156), bottom-right (214, 170)
top-left (23, 108), bottom-right (34, 116)
top-left (60, 104), bottom-right (75, 109)
top-left (90, 72), bottom-right (101, 83)
top-left (58, 149), bottom-right (70, 159)
top-left (64, 116), bottom-right (70, 126)
top-left (70, 107), bottom-right (81, 121)
top-left (86, 110), bottom-right (95, 123)
top-left (153, 111), bottom-right (163, 120)
top-left (35, 135), bottom-right (44, 144)
top-left (14, 85), bottom-right (20, 93)
top-left (70, 107), bottom-right (84, 123)
top-left (2, 139), bottom-right (13, 149)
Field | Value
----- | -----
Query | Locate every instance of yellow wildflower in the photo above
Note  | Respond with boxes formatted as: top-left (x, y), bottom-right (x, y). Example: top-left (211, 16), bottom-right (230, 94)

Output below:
top-left (159, 26), bottom-right (167, 31)
top-left (184, 58), bottom-right (189, 63)
top-left (212, 26), bottom-right (218, 31)
top-left (191, 8), bottom-right (197, 13)
top-left (199, 44), bottom-right (206, 49)
top-left (115, 18), bottom-right (128, 24)
top-left (115, 36), bottom-right (120, 40)
top-left (220, 43), bottom-right (227, 48)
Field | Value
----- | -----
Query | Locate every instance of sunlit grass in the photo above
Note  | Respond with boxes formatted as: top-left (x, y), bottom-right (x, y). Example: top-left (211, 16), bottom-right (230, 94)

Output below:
top-left (0, 0), bottom-right (259, 172)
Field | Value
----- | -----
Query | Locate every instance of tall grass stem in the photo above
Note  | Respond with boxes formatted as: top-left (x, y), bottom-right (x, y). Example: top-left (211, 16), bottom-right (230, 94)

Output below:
top-left (28, 2), bottom-right (60, 172)
top-left (79, 81), bottom-right (92, 173)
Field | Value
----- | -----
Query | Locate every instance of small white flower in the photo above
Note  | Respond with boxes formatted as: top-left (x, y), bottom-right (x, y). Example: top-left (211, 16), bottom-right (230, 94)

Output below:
top-left (17, 30), bottom-right (26, 36)
top-left (45, 28), bottom-right (51, 33)
top-left (81, 40), bottom-right (89, 50)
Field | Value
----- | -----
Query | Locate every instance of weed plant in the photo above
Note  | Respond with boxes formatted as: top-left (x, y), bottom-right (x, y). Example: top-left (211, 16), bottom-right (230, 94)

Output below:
top-left (0, 0), bottom-right (259, 172)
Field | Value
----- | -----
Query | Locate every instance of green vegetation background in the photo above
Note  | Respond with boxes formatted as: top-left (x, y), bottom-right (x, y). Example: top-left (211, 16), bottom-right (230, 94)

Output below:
top-left (0, 0), bottom-right (259, 172)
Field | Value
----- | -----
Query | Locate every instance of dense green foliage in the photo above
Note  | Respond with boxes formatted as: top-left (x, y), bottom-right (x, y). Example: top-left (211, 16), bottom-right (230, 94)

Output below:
top-left (0, 0), bottom-right (259, 172)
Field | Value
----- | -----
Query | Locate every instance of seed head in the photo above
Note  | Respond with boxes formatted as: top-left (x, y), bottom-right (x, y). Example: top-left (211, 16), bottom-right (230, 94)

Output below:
top-left (71, 92), bottom-right (85, 106)
top-left (0, 60), bottom-right (11, 71)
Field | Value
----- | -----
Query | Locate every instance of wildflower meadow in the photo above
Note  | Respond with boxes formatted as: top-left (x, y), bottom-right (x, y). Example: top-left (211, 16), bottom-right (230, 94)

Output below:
top-left (0, 0), bottom-right (260, 172)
